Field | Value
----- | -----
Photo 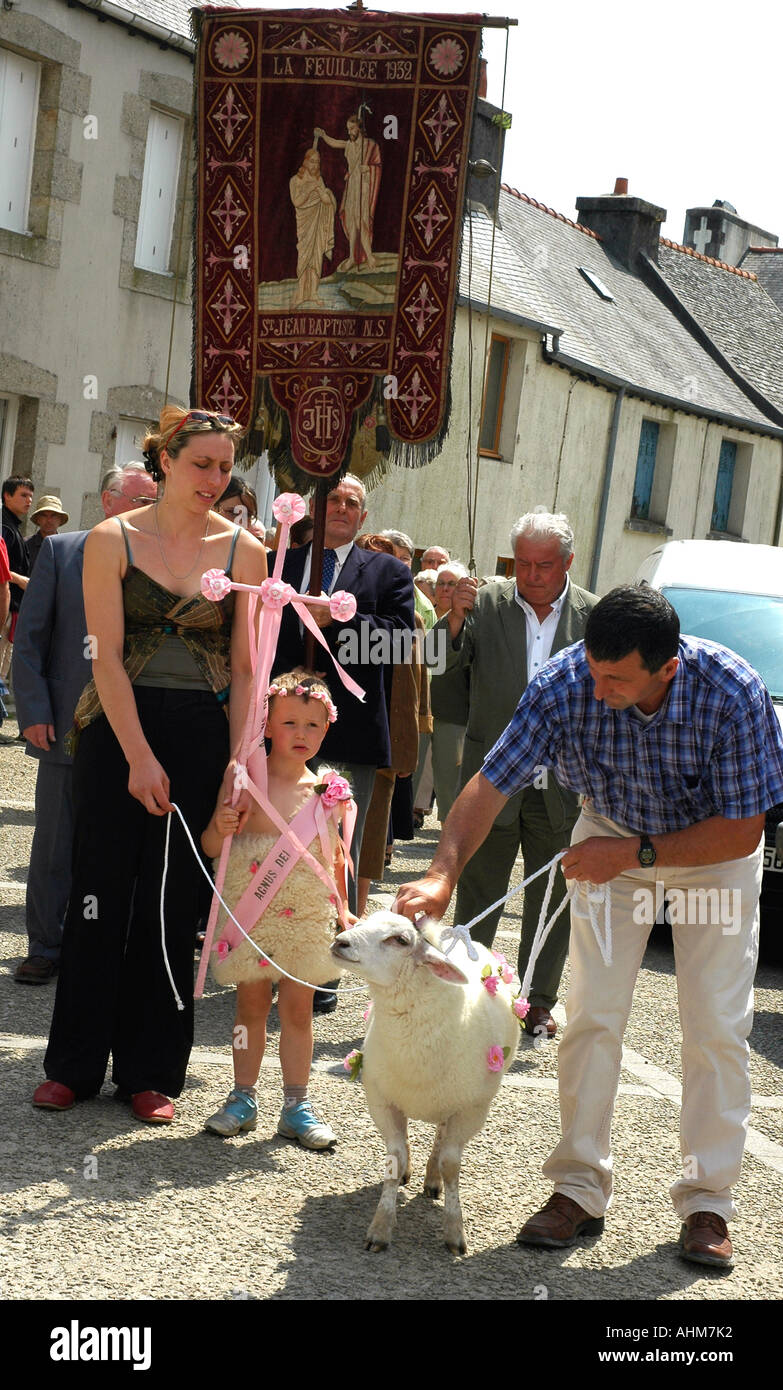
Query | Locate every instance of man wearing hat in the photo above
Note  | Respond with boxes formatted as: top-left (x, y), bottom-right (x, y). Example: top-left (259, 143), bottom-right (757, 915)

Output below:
top-left (26, 495), bottom-right (69, 573)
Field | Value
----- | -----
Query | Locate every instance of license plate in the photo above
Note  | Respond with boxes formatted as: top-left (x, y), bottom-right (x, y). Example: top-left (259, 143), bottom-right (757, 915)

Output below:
top-left (763, 845), bottom-right (783, 872)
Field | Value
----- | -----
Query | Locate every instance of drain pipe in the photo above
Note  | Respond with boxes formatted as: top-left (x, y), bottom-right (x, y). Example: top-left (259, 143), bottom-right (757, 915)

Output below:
top-left (589, 385), bottom-right (625, 593)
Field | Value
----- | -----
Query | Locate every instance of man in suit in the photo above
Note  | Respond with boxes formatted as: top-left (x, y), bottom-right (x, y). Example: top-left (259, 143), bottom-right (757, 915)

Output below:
top-left (438, 512), bottom-right (598, 1037)
top-left (273, 473), bottom-right (415, 938)
top-left (11, 462), bottom-right (157, 983)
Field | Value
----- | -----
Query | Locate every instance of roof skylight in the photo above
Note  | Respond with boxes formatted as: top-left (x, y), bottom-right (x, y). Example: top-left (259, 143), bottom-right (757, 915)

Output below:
top-left (579, 267), bottom-right (615, 302)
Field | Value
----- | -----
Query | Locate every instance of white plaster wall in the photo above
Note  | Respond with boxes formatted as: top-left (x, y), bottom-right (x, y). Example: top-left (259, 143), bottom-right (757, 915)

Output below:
top-left (368, 312), bottom-right (783, 596)
top-left (0, 0), bottom-right (192, 527)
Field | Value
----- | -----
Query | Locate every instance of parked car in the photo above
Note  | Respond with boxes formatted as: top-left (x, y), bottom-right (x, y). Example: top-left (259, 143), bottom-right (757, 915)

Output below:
top-left (635, 539), bottom-right (783, 948)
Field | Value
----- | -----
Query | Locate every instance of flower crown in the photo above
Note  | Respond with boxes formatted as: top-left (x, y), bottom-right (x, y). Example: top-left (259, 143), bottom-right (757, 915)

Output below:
top-left (268, 682), bottom-right (337, 723)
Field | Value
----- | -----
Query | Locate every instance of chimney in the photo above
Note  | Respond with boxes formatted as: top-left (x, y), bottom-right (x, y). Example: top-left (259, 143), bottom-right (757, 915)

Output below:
top-left (683, 200), bottom-right (778, 267)
top-left (466, 62), bottom-right (509, 218)
top-left (575, 178), bottom-right (666, 270)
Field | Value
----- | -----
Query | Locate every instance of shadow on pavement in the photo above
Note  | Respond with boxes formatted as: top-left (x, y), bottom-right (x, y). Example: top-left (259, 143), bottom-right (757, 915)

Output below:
top-left (267, 1186), bottom-right (725, 1301)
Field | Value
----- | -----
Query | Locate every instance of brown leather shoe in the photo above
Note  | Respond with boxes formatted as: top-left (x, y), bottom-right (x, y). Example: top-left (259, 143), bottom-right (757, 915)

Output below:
top-left (679, 1211), bottom-right (733, 1269)
top-left (14, 955), bottom-right (58, 985)
top-left (524, 1006), bottom-right (557, 1038)
top-left (517, 1192), bottom-right (604, 1248)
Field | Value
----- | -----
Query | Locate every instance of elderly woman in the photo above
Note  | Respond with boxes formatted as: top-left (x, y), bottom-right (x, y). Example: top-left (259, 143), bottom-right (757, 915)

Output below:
top-left (429, 560), bottom-right (470, 824)
top-left (33, 407), bottom-right (267, 1124)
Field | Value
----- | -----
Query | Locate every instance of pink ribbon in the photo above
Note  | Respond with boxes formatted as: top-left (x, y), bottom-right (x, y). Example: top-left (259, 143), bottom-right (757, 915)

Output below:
top-left (217, 789), bottom-right (355, 959)
top-left (194, 493), bottom-right (364, 997)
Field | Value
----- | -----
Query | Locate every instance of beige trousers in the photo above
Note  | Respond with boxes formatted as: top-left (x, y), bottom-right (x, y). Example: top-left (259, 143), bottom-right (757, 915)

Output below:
top-left (543, 803), bottom-right (762, 1221)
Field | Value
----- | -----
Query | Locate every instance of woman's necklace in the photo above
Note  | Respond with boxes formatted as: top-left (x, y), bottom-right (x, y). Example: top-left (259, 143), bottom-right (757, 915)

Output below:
top-left (153, 503), bottom-right (211, 581)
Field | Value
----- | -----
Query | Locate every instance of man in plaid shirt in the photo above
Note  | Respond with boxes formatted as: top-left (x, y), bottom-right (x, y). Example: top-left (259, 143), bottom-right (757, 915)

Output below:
top-left (396, 584), bottom-right (783, 1269)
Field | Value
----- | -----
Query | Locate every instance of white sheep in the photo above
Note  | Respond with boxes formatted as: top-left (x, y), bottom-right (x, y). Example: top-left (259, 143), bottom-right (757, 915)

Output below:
top-left (331, 911), bottom-right (521, 1254)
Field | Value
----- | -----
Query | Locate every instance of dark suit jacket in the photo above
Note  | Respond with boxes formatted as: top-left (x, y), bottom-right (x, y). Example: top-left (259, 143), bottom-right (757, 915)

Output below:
top-left (445, 578), bottom-right (598, 829)
top-left (274, 543), bottom-right (415, 767)
top-left (11, 531), bottom-right (90, 766)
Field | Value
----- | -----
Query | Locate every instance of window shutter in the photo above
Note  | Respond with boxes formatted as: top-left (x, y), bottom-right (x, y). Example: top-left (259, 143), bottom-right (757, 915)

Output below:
top-left (134, 109), bottom-right (183, 273)
top-left (0, 49), bottom-right (40, 234)
top-left (712, 440), bottom-right (737, 533)
top-left (631, 420), bottom-right (659, 520)
top-left (479, 336), bottom-right (510, 454)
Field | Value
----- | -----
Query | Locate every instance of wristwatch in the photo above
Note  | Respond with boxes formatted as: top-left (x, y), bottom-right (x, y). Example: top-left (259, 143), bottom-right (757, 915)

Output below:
top-left (637, 833), bottom-right (656, 867)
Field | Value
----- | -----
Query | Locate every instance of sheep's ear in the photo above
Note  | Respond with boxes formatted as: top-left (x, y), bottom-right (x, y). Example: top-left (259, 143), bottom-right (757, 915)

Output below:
top-left (414, 940), bottom-right (470, 986)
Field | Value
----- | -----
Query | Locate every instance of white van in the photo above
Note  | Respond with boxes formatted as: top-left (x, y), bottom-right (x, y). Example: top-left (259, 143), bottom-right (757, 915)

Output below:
top-left (635, 538), bottom-right (783, 935)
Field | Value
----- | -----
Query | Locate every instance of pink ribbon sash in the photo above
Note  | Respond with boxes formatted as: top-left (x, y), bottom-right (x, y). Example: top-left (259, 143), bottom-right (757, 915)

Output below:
top-left (218, 787), bottom-right (355, 957)
top-left (194, 495), bottom-right (364, 997)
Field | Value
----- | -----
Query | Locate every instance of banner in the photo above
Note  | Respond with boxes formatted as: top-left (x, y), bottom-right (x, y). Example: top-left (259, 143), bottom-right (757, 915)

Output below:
top-left (193, 6), bottom-right (483, 481)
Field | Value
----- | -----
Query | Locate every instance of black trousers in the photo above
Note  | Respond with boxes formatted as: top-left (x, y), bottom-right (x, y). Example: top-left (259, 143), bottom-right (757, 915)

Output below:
top-left (44, 689), bottom-right (229, 1098)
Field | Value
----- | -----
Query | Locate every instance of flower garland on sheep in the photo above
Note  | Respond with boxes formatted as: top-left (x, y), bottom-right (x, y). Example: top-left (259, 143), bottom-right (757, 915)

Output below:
top-left (342, 955), bottom-right (533, 1080)
top-left (484, 950), bottom-right (530, 1072)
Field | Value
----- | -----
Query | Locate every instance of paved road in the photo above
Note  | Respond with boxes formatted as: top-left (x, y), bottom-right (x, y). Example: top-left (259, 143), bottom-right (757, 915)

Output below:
top-left (1, 726), bottom-right (781, 1310)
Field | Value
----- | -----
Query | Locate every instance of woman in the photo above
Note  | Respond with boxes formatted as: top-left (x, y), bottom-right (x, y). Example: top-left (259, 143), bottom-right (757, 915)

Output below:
top-left (352, 534), bottom-right (427, 911)
top-left (429, 560), bottom-right (470, 825)
top-left (32, 407), bottom-right (267, 1123)
top-left (214, 473), bottom-right (266, 542)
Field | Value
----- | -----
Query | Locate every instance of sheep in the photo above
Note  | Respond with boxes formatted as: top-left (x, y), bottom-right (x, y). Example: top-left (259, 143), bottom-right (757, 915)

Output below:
top-left (331, 910), bottom-right (521, 1254)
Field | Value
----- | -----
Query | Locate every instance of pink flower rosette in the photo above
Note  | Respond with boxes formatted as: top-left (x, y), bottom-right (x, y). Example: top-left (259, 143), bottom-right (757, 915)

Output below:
top-left (260, 577), bottom-right (295, 609)
top-left (329, 589), bottom-right (357, 621)
top-left (272, 493), bottom-right (306, 526)
top-left (201, 568), bottom-right (232, 602)
top-left (487, 1044), bottom-right (506, 1073)
top-left (320, 773), bottom-right (352, 809)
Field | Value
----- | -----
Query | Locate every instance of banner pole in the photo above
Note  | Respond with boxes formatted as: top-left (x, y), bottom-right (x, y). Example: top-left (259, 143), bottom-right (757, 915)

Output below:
top-left (305, 482), bottom-right (328, 668)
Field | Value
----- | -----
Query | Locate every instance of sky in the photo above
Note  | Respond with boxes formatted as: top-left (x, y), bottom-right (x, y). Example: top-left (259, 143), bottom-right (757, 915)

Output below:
top-left (262, 0), bottom-right (783, 247)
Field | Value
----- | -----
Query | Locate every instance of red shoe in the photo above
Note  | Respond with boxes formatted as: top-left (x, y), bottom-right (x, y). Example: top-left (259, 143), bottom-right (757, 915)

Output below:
top-left (131, 1091), bottom-right (174, 1124)
top-left (33, 1081), bottom-right (76, 1111)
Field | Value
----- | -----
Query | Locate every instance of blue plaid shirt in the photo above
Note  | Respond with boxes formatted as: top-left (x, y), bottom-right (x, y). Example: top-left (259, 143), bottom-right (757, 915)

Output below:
top-left (482, 638), bottom-right (783, 834)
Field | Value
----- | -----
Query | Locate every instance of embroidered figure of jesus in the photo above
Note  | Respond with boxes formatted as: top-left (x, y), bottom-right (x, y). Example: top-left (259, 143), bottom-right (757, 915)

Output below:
top-left (289, 148), bottom-right (337, 309)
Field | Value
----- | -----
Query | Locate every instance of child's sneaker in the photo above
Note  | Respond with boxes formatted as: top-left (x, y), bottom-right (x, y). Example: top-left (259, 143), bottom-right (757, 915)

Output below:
top-left (277, 1100), bottom-right (336, 1150)
top-left (204, 1088), bottom-right (258, 1136)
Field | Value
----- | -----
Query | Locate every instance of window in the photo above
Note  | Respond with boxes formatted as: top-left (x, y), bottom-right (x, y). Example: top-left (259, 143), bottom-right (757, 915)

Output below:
top-left (630, 419), bottom-right (675, 526)
top-left (0, 394), bottom-right (20, 482)
top-left (578, 266), bottom-right (614, 302)
top-left (0, 48), bottom-right (40, 235)
top-left (115, 417), bottom-right (153, 467)
top-left (631, 420), bottom-right (659, 520)
top-left (479, 335), bottom-right (510, 455)
top-left (135, 109), bottom-right (183, 274)
top-left (710, 439), bottom-right (751, 537)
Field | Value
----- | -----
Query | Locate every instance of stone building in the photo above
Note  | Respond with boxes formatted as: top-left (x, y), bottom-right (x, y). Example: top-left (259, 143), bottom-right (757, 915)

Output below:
top-left (3, 2), bottom-right (782, 597)
top-left (368, 183), bottom-right (783, 592)
top-left (0, 0), bottom-right (245, 527)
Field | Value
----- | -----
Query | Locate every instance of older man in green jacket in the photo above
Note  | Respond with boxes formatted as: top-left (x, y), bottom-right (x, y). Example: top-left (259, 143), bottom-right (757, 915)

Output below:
top-left (439, 512), bottom-right (598, 1038)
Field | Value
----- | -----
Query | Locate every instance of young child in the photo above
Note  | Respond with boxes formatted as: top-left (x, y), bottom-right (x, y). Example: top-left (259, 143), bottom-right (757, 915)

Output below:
top-left (201, 668), bottom-right (355, 1149)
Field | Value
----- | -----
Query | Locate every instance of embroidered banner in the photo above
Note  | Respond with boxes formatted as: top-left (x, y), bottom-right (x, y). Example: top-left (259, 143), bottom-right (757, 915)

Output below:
top-left (193, 6), bottom-right (483, 480)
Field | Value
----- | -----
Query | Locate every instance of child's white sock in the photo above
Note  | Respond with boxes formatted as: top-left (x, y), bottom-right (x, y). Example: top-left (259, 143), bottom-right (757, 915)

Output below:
top-left (283, 1084), bottom-right (307, 1109)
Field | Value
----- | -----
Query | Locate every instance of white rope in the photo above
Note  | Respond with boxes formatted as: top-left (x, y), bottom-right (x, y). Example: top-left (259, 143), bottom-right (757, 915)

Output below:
top-left (166, 803), bottom-right (367, 998)
top-left (571, 880), bottom-right (613, 966)
top-left (438, 922), bottom-right (479, 961)
top-left (440, 851), bottom-right (614, 1000)
top-left (160, 811), bottom-right (186, 1012)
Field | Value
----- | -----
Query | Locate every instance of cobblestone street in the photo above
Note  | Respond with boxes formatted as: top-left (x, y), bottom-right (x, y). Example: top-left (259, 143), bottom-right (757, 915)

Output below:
top-left (2, 729), bottom-right (782, 1314)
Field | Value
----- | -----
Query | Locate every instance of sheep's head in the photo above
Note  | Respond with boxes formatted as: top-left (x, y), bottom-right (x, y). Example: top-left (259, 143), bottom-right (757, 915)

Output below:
top-left (331, 911), bottom-right (470, 989)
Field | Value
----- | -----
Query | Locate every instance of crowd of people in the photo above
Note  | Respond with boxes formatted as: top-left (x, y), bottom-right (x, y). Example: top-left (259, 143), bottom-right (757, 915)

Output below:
top-left (2, 408), bottom-right (780, 1268)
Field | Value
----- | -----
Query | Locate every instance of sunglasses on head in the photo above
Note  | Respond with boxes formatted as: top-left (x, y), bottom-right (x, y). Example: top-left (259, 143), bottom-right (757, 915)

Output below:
top-left (163, 410), bottom-right (236, 451)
